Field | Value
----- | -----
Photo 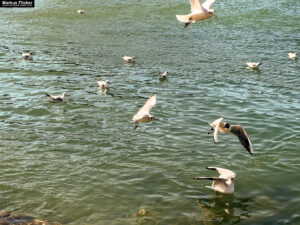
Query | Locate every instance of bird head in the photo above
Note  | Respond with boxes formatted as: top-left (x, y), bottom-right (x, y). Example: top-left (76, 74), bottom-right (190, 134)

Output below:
top-left (208, 9), bottom-right (216, 17)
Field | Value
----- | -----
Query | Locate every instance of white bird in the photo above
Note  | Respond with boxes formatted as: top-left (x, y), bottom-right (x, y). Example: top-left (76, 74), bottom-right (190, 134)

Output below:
top-left (21, 52), bottom-right (33, 60)
top-left (288, 52), bottom-right (297, 60)
top-left (193, 166), bottom-right (236, 194)
top-left (246, 61), bottom-right (262, 69)
top-left (122, 55), bottom-right (136, 63)
top-left (97, 79), bottom-right (111, 89)
top-left (176, 0), bottom-right (217, 28)
top-left (159, 71), bottom-right (168, 80)
top-left (209, 117), bottom-right (253, 155)
top-left (77, 9), bottom-right (85, 14)
top-left (131, 94), bottom-right (158, 130)
top-left (45, 92), bottom-right (67, 102)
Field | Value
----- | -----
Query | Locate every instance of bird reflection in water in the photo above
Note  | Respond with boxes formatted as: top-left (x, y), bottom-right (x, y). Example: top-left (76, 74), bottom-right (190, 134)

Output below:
top-left (195, 195), bottom-right (251, 225)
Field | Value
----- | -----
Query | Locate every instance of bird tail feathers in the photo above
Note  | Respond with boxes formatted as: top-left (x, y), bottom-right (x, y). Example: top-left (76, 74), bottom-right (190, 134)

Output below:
top-left (176, 14), bottom-right (191, 23)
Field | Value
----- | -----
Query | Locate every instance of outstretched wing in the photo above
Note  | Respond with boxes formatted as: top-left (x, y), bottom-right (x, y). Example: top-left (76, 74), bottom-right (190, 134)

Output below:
top-left (190, 0), bottom-right (204, 13)
top-left (206, 166), bottom-right (236, 178)
top-left (132, 94), bottom-right (156, 122)
top-left (209, 117), bottom-right (223, 143)
top-left (202, 0), bottom-right (217, 10)
top-left (230, 125), bottom-right (254, 155)
top-left (193, 176), bottom-right (227, 182)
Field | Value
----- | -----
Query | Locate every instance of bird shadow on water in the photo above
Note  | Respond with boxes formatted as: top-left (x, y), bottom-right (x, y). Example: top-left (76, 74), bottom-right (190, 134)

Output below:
top-left (195, 194), bottom-right (251, 225)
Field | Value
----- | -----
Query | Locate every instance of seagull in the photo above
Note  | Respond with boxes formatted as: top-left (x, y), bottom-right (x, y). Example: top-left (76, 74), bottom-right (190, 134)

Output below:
top-left (131, 94), bottom-right (158, 130)
top-left (176, 0), bottom-right (217, 28)
top-left (246, 61), bottom-right (262, 69)
top-left (159, 71), bottom-right (168, 80)
top-left (209, 117), bottom-right (253, 155)
top-left (21, 52), bottom-right (33, 60)
top-left (97, 79), bottom-right (111, 89)
top-left (77, 9), bottom-right (85, 14)
top-left (45, 92), bottom-right (67, 102)
top-left (122, 55), bottom-right (136, 63)
top-left (193, 166), bottom-right (236, 194)
top-left (288, 52), bottom-right (297, 60)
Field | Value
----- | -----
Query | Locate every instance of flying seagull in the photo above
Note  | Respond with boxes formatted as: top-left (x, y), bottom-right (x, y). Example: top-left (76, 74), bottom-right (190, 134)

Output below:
top-left (193, 166), bottom-right (236, 194)
top-left (288, 52), bottom-right (297, 60)
top-left (176, 0), bottom-right (217, 28)
top-left (209, 117), bottom-right (253, 155)
top-left (97, 79), bottom-right (111, 89)
top-left (45, 92), bottom-right (67, 102)
top-left (246, 61), bottom-right (262, 69)
top-left (122, 55), bottom-right (136, 63)
top-left (131, 94), bottom-right (158, 130)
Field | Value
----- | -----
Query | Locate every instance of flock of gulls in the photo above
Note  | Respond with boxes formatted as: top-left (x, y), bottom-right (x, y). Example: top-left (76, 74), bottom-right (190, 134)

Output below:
top-left (20, 0), bottom-right (297, 195)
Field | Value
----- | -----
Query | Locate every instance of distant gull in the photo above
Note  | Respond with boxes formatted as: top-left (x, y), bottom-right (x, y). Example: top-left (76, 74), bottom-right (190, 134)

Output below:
top-left (21, 52), bottom-right (33, 60)
top-left (97, 79), bottom-right (111, 89)
top-left (131, 94), bottom-right (158, 130)
top-left (176, 0), bottom-right (217, 28)
top-left (209, 117), bottom-right (253, 155)
top-left (246, 61), bottom-right (262, 69)
top-left (77, 9), bottom-right (85, 14)
top-left (45, 92), bottom-right (67, 103)
top-left (288, 52), bottom-right (297, 60)
top-left (193, 166), bottom-right (236, 194)
top-left (159, 71), bottom-right (168, 80)
top-left (122, 55), bottom-right (136, 63)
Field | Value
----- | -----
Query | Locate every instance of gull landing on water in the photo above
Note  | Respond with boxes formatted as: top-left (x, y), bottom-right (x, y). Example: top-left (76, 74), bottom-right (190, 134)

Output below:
top-left (45, 92), bottom-right (67, 103)
top-left (288, 52), bottom-right (297, 60)
top-left (122, 55), bottom-right (136, 63)
top-left (193, 167), bottom-right (236, 194)
top-left (176, 0), bottom-right (217, 28)
top-left (131, 94), bottom-right (158, 130)
top-left (246, 61), bottom-right (262, 69)
top-left (97, 79), bottom-right (111, 89)
top-left (209, 117), bottom-right (253, 155)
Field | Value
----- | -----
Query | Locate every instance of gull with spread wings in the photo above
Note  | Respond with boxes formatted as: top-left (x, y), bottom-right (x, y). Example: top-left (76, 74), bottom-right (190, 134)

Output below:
top-left (131, 94), bottom-right (158, 130)
top-left (209, 117), bottom-right (253, 155)
top-left (176, 0), bottom-right (217, 28)
top-left (193, 166), bottom-right (236, 194)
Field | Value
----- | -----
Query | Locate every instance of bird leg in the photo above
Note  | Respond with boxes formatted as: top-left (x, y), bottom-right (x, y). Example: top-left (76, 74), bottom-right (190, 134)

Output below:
top-left (184, 19), bottom-right (193, 28)
top-left (134, 122), bottom-right (139, 130)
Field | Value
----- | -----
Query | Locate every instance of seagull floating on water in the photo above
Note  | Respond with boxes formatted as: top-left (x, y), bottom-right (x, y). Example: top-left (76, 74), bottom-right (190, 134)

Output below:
top-left (122, 55), bottom-right (136, 63)
top-left (159, 71), bottom-right (168, 80)
top-left (209, 117), bottom-right (253, 155)
top-left (193, 166), bottom-right (236, 194)
top-left (45, 92), bottom-right (67, 103)
top-left (77, 9), bottom-right (85, 14)
top-left (176, 0), bottom-right (217, 28)
top-left (131, 94), bottom-right (158, 130)
top-left (21, 52), bottom-right (33, 60)
top-left (97, 79), bottom-right (111, 89)
top-left (246, 61), bottom-right (262, 69)
top-left (288, 52), bottom-right (297, 60)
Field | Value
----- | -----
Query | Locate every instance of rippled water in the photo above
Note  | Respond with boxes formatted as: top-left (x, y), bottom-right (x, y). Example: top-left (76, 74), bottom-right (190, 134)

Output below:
top-left (0, 0), bottom-right (299, 224)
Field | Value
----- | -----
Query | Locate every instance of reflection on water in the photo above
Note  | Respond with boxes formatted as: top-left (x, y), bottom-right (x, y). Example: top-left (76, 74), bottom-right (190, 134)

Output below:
top-left (196, 195), bottom-right (251, 225)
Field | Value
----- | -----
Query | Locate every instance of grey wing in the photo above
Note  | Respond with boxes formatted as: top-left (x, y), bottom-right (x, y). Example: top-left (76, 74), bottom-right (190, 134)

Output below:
top-left (132, 94), bottom-right (156, 122)
top-left (202, 0), bottom-right (217, 10)
top-left (136, 94), bottom-right (156, 115)
top-left (230, 125), bottom-right (253, 155)
top-left (190, 0), bottom-right (204, 13)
